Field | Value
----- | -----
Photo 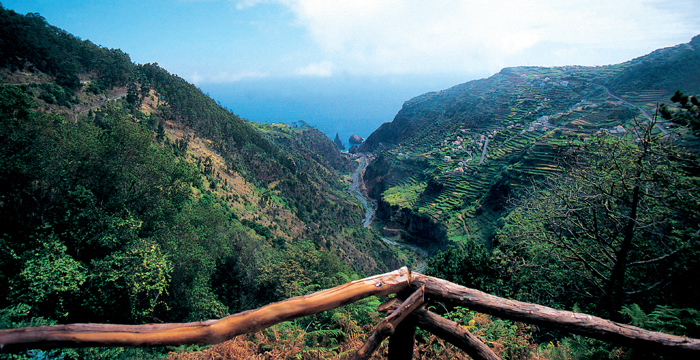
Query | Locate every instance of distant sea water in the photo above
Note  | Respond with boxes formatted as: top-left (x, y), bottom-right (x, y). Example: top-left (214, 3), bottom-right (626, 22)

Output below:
top-left (198, 75), bottom-right (464, 151)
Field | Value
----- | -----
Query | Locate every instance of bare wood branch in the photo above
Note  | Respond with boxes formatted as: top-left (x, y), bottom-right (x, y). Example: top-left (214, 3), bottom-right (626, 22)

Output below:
top-left (0, 267), bottom-right (411, 351)
top-left (410, 273), bottom-right (700, 355)
top-left (350, 286), bottom-right (425, 360)
top-left (380, 299), bottom-right (502, 360)
top-left (628, 249), bottom-right (680, 267)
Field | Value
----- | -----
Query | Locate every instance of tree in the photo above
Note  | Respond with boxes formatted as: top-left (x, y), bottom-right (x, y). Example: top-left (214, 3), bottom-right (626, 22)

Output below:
top-left (660, 91), bottom-right (700, 136)
top-left (426, 240), bottom-right (497, 293)
top-left (497, 118), bottom-right (700, 318)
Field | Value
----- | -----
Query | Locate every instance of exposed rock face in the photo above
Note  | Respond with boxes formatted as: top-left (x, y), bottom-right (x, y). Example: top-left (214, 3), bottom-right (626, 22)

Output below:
top-left (375, 200), bottom-right (448, 249)
top-left (349, 134), bottom-right (364, 144)
top-left (348, 144), bottom-right (359, 154)
top-left (295, 129), bottom-right (353, 172)
top-left (333, 133), bottom-right (345, 150)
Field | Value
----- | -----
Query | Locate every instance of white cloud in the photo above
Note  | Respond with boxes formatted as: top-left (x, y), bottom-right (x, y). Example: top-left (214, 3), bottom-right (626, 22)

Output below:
top-left (295, 61), bottom-right (333, 77)
top-left (189, 70), bottom-right (270, 84)
top-left (235, 0), bottom-right (700, 76)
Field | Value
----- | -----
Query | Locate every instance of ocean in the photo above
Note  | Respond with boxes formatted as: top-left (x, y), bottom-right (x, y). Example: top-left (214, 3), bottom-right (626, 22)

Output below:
top-left (198, 74), bottom-right (462, 150)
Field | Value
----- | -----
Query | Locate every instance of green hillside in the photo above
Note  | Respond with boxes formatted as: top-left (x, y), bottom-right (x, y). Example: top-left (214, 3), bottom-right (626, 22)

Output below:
top-left (2, 4), bottom-right (700, 359)
top-left (360, 35), bottom-right (700, 247)
top-left (355, 36), bottom-right (700, 358)
top-left (0, 5), bottom-right (398, 338)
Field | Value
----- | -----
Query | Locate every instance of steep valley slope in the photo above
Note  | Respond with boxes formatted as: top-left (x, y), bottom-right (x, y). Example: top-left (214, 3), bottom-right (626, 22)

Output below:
top-left (0, 6), bottom-right (400, 327)
top-left (359, 34), bottom-right (700, 248)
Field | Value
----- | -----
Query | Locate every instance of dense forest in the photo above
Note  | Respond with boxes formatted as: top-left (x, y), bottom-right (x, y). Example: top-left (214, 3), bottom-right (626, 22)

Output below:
top-left (2, 4), bottom-right (700, 359)
top-left (0, 6), bottom-right (406, 359)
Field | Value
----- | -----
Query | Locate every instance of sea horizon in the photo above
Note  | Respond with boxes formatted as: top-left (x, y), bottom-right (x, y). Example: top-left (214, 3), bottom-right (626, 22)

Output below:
top-left (198, 74), bottom-right (469, 148)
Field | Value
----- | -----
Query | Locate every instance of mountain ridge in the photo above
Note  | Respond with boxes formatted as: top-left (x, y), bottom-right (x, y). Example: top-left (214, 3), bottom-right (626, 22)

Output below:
top-left (0, 5), bottom-right (403, 330)
top-left (358, 34), bottom-right (700, 248)
top-left (359, 34), bottom-right (700, 153)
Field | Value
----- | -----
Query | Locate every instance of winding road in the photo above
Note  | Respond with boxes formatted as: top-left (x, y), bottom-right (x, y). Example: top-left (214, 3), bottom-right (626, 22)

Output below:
top-left (593, 83), bottom-right (668, 135)
top-left (479, 137), bottom-right (489, 165)
top-left (349, 155), bottom-right (428, 273)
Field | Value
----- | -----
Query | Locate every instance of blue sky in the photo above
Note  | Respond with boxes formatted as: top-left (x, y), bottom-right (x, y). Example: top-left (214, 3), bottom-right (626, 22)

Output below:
top-left (4, 0), bottom-right (700, 142)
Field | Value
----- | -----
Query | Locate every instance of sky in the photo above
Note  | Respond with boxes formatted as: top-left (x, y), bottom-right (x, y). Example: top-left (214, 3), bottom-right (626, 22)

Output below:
top-left (4, 0), bottom-right (700, 143)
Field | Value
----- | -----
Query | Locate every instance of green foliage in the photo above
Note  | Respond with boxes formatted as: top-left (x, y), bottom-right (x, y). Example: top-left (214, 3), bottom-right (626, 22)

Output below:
top-left (92, 238), bottom-right (173, 320)
top-left (15, 233), bottom-right (87, 317)
top-left (0, 6), bottom-right (133, 91)
top-left (440, 306), bottom-right (534, 359)
top-left (0, 87), bottom-right (243, 323)
top-left (620, 304), bottom-right (700, 338)
top-left (497, 122), bottom-right (700, 316)
top-left (158, 195), bottom-right (251, 321)
top-left (537, 336), bottom-right (615, 360)
top-left (427, 240), bottom-right (497, 292)
top-left (0, 304), bottom-right (55, 329)
top-left (660, 91), bottom-right (700, 136)
top-left (256, 241), bottom-right (350, 303)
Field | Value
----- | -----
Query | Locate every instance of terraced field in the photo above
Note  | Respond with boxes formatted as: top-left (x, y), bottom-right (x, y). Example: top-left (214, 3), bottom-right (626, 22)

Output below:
top-left (381, 122), bottom-right (569, 244)
top-left (383, 175), bottom-right (426, 208)
top-left (369, 44), bottom-right (700, 245)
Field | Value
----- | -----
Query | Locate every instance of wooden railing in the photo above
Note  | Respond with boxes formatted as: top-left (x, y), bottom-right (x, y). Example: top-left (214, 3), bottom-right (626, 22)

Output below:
top-left (1, 267), bottom-right (699, 359)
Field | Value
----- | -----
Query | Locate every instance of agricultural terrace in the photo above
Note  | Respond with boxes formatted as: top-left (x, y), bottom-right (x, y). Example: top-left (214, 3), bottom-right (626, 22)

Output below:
top-left (377, 66), bottom-right (665, 245)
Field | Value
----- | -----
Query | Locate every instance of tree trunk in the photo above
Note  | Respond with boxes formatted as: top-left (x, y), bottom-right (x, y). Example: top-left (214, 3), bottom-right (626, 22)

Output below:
top-left (605, 184), bottom-right (640, 320)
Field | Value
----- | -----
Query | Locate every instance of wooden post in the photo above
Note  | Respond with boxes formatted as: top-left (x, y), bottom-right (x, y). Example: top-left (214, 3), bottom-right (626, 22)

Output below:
top-left (0, 268), bottom-right (411, 351)
top-left (350, 286), bottom-right (425, 360)
top-left (410, 273), bottom-right (700, 355)
top-left (380, 299), bottom-right (502, 360)
top-left (387, 289), bottom-right (418, 360)
top-left (387, 318), bottom-right (416, 360)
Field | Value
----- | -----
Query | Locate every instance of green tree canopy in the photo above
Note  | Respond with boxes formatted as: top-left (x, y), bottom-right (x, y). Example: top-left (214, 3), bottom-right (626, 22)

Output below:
top-left (496, 119), bottom-right (700, 318)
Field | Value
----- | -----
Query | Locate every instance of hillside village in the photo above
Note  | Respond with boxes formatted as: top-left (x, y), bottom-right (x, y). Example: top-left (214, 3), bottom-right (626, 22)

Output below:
top-left (366, 63), bottom-right (694, 245)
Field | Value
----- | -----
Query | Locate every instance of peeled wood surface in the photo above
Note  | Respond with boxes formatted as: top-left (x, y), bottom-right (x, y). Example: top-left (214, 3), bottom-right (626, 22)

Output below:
top-left (410, 273), bottom-right (700, 355)
top-left (351, 286), bottom-right (425, 360)
top-left (0, 268), bottom-right (411, 351)
top-left (381, 299), bottom-right (501, 360)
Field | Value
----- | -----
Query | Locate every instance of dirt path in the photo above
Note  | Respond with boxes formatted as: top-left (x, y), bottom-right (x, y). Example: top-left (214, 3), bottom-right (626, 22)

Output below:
top-left (74, 88), bottom-right (127, 118)
top-left (593, 83), bottom-right (668, 135)
top-left (479, 137), bottom-right (489, 165)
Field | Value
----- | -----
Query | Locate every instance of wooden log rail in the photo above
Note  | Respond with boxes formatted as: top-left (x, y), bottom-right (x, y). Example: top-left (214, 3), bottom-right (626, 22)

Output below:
top-left (1, 267), bottom-right (699, 359)
top-left (410, 273), bottom-right (700, 355)
top-left (0, 268), bottom-right (411, 351)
